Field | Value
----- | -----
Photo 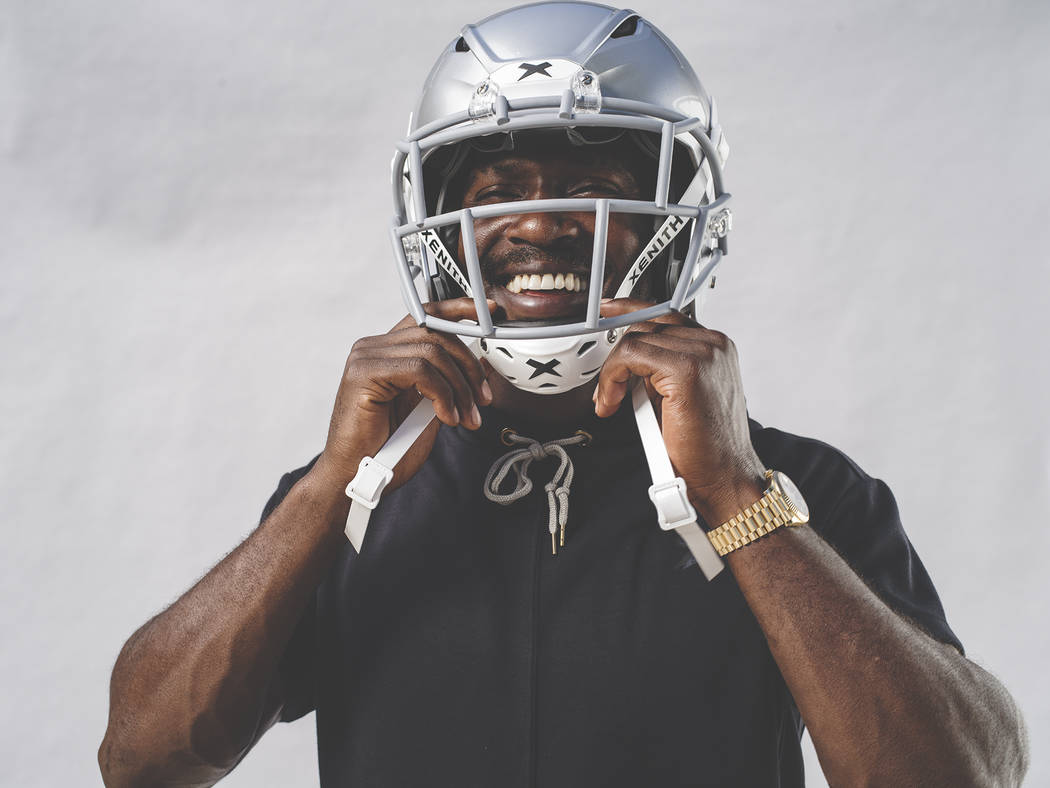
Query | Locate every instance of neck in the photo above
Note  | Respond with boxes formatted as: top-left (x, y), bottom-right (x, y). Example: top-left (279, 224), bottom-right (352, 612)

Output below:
top-left (483, 361), bottom-right (599, 432)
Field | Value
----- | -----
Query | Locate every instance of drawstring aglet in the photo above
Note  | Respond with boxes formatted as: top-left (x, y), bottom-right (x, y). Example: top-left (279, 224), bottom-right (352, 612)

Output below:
top-left (483, 429), bottom-right (588, 560)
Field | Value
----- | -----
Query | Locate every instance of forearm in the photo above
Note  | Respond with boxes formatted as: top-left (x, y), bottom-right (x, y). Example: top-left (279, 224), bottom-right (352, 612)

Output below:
top-left (99, 461), bottom-right (350, 787)
top-left (712, 514), bottom-right (1027, 786)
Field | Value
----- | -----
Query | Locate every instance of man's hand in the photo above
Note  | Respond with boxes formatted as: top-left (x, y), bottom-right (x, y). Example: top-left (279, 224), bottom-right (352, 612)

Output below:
top-left (98, 305), bottom-right (502, 787)
top-left (314, 298), bottom-right (494, 491)
top-left (596, 302), bottom-right (1028, 787)
top-left (594, 298), bottom-right (766, 522)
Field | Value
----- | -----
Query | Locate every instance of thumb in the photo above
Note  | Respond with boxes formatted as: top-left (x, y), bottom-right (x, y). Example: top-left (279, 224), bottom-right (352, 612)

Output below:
top-left (599, 296), bottom-right (657, 318)
top-left (424, 296), bottom-right (498, 322)
top-left (390, 297), bottom-right (497, 332)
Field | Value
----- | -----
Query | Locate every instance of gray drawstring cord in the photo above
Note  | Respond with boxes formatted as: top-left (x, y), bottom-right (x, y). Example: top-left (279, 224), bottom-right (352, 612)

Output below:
top-left (484, 428), bottom-right (590, 554)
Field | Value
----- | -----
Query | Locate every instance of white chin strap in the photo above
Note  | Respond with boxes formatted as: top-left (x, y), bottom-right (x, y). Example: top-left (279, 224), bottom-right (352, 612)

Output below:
top-left (342, 347), bottom-right (724, 581)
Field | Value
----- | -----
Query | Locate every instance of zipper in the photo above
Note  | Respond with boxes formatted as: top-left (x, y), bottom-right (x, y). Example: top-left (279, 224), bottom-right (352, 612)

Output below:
top-left (527, 503), bottom-right (543, 788)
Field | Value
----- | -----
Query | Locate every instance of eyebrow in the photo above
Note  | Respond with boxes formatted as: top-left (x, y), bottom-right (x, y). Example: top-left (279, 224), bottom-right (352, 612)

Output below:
top-left (482, 160), bottom-right (530, 178)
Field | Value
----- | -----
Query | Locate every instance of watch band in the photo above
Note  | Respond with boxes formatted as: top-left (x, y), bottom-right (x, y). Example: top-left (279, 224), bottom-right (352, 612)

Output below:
top-left (706, 470), bottom-right (803, 556)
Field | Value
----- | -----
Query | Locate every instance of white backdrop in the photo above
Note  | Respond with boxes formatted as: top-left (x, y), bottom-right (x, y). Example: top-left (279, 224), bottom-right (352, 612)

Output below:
top-left (2, 0), bottom-right (1047, 785)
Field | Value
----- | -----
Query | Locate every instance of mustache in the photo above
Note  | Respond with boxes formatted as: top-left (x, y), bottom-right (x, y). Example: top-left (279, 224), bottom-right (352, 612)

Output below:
top-left (482, 243), bottom-right (591, 275)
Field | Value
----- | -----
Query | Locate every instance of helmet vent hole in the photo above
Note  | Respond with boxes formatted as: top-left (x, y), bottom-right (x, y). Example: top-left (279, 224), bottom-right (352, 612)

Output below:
top-left (455, 37), bottom-right (470, 52)
top-left (576, 341), bottom-right (597, 356)
top-left (539, 383), bottom-right (557, 389)
top-left (610, 17), bottom-right (639, 38)
top-left (582, 368), bottom-right (601, 376)
top-left (496, 346), bottom-right (513, 358)
top-left (505, 375), bottom-right (517, 381)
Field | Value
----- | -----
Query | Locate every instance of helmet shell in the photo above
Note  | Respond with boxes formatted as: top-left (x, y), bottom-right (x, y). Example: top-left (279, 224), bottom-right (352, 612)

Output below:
top-left (412, 2), bottom-right (725, 168)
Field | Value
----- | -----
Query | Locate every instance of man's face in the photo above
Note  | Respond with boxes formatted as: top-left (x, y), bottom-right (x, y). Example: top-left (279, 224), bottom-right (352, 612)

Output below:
top-left (455, 134), bottom-right (652, 324)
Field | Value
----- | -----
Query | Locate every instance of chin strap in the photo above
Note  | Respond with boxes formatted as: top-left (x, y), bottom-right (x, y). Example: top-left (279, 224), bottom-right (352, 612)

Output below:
top-left (343, 397), bottom-right (437, 550)
top-left (630, 379), bottom-right (724, 580)
top-left (342, 380), bottom-right (724, 581)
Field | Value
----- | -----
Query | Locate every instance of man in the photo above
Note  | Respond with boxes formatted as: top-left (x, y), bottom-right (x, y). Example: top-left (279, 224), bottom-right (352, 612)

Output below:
top-left (99, 3), bottom-right (1028, 786)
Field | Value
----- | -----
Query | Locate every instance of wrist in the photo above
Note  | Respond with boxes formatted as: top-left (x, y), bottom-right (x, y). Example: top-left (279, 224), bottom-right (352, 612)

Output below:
top-left (310, 450), bottom-right (364, 491)
top-left (688, 471), bottom-right (768, 532)
top-left (303, 456), bottom-right (356, 527)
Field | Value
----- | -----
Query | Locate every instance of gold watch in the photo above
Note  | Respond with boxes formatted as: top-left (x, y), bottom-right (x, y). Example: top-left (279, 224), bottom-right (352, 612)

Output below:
top-left (706, 470), bottom-right (810, 556)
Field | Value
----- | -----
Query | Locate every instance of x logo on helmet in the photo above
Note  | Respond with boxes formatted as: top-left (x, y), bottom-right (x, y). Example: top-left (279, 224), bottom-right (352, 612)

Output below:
top-left (526, 358), bottom-right (562, 379)
top-left (517, 61), bottom-right (553, 80)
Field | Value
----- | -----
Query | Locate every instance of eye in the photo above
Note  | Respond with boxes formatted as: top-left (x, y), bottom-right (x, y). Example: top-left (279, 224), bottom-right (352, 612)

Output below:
top-left (473, 185), bottom-right (524, 203)
top-left (568, 180), bottom-right (625, 197)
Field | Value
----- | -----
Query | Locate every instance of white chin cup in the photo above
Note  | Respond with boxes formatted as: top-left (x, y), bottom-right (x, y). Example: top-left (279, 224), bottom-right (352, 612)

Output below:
top-left (478, 330), bottom-right (620, 395)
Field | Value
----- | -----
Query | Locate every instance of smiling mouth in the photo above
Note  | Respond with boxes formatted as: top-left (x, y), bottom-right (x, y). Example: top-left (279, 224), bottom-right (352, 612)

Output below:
top-left (504, 271), bottom-right (588, 293)
top-left (491, 270), bottom-right (592, 322)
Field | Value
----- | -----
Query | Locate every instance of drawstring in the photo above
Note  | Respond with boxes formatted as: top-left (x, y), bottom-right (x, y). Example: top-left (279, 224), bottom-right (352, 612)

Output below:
top-left (484, 428), bottom-right (591, 555)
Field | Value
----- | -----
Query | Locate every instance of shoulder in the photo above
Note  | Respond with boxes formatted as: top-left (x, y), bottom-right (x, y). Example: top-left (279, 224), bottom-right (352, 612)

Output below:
top-left (747, 418), bottom-right (875, 516)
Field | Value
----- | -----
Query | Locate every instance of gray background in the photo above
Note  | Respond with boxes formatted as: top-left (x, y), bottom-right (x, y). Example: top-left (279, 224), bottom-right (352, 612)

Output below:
top-left (2, 0), bottom-right (1047, 785)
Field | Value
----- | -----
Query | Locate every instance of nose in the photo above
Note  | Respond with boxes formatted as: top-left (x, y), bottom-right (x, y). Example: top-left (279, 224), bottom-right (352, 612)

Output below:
top-left (506, 210), bottom-right (582, 248)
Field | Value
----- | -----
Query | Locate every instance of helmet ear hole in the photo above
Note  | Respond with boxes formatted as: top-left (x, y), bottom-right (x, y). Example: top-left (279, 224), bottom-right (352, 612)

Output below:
top-left (454, 37), bottom-right (470, 52)
top-left (610, 16), bottom-right (639, 38)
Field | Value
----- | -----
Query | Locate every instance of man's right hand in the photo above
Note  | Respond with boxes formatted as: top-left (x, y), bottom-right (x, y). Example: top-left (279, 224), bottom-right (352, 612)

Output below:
top-left (312, 297), bottom-right (494, 492)
top-left (97, 305), bottom-right (497, 786)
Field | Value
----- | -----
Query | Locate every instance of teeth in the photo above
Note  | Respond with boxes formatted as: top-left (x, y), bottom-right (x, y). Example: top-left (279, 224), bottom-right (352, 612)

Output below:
top-left (506, 273), bottom-right (587, 292)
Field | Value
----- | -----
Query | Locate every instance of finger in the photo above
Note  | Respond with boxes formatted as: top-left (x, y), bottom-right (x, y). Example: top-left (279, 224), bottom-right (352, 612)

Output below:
top-left (594, 336), bottom-right (684, 418)
top-left (365, 326), bottom-right (491, 407)
top-left (360, 356), bottom-right (461, 427)
top-left (425, 296), bottom-right (498, 322)
top-left (356, 341), bottom-right (482, 429)
top-left (619, 319), bottom-right (727, 354)
top-left (599, 297), bottom-right (695, 326)
top-left (617, 324), bottom-right (719, 354)
top-left (629, 324), bottom-right (734, 359)
top-left (389, 297), bottom-right (497, 332)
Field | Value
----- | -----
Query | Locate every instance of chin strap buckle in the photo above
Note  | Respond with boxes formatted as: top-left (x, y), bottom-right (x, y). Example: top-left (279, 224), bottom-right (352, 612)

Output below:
top-left (648, 477), bottom-right (698, 531)
top-left (345, 456), bottom-right (394, 510)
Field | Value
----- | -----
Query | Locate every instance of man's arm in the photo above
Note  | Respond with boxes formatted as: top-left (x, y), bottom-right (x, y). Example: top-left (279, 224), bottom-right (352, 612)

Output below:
top-left (99, 299), bottom-right (492, 787)
top-left (595, 299), bottom-right (1029, 786)
top-left (98, 462), bottom-right (351, 787)
top-left (705, 495), bottom-right (1028, 786)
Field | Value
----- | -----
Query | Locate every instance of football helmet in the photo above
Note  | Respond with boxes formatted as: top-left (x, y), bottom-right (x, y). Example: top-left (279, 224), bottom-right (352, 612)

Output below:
top-left (390, 1), bottom-right (732, 393)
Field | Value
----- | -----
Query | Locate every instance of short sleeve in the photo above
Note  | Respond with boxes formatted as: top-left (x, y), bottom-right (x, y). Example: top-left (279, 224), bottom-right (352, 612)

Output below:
top-left (259, 458), bottom-right (322, 722)
top-left (818, 475), bottom-right (964, 655)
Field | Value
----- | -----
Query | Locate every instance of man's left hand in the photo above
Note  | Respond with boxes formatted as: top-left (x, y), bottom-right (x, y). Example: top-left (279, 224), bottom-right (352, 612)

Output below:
top-left (595, 298), bottom-right (766, 523)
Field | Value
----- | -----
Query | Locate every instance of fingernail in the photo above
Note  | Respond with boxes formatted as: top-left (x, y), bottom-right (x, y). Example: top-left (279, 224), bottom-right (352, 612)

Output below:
top-left (470, 402), bottom-right (481, 427)
top-left (592, 383), bottom-right (599, 402)
top-left (452, 406), bottom-right (460, 425)
top-left (600, 297), bottom-right (613, 303)
top-left (481, 379), bottom-right (493, 404)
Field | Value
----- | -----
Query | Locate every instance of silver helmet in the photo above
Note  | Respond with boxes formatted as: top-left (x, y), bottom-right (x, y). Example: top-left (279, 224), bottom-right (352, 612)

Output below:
top-left (390, 2), bottom-right (732, 394)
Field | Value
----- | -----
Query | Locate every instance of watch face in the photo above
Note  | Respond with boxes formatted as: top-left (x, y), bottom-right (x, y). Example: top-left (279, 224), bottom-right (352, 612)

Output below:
top-left (774, 472), bottom-right (809, 520)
